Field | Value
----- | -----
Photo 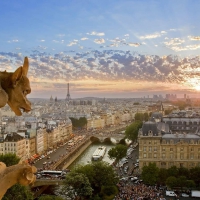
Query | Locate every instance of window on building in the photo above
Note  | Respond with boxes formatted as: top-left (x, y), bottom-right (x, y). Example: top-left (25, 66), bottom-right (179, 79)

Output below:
top-left (191, 147), bottom-right (194, 151)
top-left (162, 140), bottom-right (166, 144)
top-left (154, 154), bottom-right (157, 158)
top-left (180, 153), bottom-right (184, 159)
top-left (170, 154), bottom-right (173, 159)
top-left (161, 162), bottom-right (166, 166)
top-left (149, 146), bottom-right (152, 152)
top-left (143, 153), bottom-right (147, 158)
top-left (154, 147), bottom-right (157, 152)
top-left (170, 148), bottom-right (173, 151)
top-left (143, 147), bottom-right (146, 152)
top-left (180, 163), bottom-right (184, 167)
top-left (143, 162), bottom-right (146, 166)
top-left (180, 147), bottom-right (184, 151)
top-left (149, 141), bottom-right (151, 144)
top-left (162, 147), bottom-right (165, 151)
top-left (149, 153), bottom-right (152, 158)
top-left (190, 163), bottom-right (194, 167)
top-left (162, 153), bottom-right (165, 158)
top-left (169, 162), bottom-right (174, 167)
top-left (154, 141), bottom-right (157, 144)
top-left (190, 153), bottom-right (194, 159)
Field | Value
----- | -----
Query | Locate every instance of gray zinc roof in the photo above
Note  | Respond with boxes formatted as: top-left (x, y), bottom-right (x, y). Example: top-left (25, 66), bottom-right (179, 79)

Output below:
top-left (142, 121), bottom-right (158, 136)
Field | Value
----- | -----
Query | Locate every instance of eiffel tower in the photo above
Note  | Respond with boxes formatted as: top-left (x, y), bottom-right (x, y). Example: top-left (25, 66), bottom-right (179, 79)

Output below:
top-left (66, 83), bottom-right (71, 101)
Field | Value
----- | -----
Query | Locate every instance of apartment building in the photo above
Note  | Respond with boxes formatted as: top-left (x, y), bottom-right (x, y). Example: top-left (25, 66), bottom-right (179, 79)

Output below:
top-left (138, 121), bottom-right (200, 170)
top-left (4, 133), bottom-right (27, 161)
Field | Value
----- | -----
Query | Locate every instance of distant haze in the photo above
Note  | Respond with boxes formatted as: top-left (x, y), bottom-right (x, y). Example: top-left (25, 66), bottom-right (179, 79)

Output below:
top-left (1, 1), bottom-right (200, 98)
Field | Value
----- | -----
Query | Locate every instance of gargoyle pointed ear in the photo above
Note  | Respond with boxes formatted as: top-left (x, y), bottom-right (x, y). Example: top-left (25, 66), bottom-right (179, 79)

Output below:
top-left (12, 67), bottom-right (23, 87)
top-left (22, 57), bottom-right (29, 76)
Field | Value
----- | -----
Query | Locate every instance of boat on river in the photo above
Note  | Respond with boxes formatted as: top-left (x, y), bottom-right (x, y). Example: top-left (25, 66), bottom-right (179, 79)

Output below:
top-left (92, 146), bottom-right (106, 161)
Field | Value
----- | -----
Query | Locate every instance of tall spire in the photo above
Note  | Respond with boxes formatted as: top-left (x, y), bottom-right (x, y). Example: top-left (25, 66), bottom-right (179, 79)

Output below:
top-left (66, 83), bottom-right (71, 101)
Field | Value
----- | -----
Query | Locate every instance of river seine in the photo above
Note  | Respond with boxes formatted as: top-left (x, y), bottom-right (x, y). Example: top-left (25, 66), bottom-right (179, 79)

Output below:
top-left (43, 142), bottom-right (115, 197)
top-left (68, 141), bottom-right (115, 168)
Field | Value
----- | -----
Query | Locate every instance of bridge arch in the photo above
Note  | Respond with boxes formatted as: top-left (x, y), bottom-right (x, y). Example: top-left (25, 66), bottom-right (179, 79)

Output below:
top-left (90, 135), bottom-right (125, 144)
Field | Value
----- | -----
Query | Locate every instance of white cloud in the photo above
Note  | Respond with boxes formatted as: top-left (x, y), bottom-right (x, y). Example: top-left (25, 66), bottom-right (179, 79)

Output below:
top-left (40, 40), bottom-right (45, 42)
top-left (140, 31), bottom-right (166, 40)
top-left (128, 42), bottom-right (141, 47)
top-left (81, 37), bottom-right (88, 40)
top-left (37, 45), bottom-right (47, 50)
top-left (169, 29), bottom-right (176, 31)
top-left (188, 36), bottom-right (200, 40)
top-left (94, 38), bottom-right (105, 44)
top-left (87, 31), bottom-right (105, 36)
top-left (52, 40), bottom-right (59, 43)
top-left (67, 40), bottom-right (78, 46)
top-left (164, 38), bottom-right (185, 46)
top-left (7, 39), bottom-right (19, 43)
top-left (124, 34), bottom-right (129, 37)
top-left (169, 44), bottom-right (200, 52)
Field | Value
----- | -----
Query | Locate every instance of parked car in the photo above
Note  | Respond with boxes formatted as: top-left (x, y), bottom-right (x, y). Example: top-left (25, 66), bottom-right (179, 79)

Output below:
top-left (120, 177), bottom-right (129, 181)
top-left (130, 176), bottom-right (138, 181)
top-left (181, 193), bottom-right (189, 197)
top-left (166, 191), bottom-right (177, 197)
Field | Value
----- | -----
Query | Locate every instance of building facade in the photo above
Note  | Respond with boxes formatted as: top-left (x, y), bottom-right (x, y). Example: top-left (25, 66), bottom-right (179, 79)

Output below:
top-left (138, 121), bottom-right (200, 170)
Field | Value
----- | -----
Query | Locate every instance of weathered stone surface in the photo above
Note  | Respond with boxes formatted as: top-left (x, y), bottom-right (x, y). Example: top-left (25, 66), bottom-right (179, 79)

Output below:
top-left (0, 162), bottom-right (37, 200)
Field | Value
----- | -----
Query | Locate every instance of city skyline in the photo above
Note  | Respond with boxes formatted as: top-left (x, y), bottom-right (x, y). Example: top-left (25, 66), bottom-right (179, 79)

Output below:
top-left (1, 0), bottom-right (200, 98)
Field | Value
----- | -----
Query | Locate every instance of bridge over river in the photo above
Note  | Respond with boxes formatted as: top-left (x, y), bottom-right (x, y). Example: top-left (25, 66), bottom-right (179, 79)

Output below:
top-left (32, 128), bottom-right (127, 198)
top-left (90, 133), bottom-right (125, 143)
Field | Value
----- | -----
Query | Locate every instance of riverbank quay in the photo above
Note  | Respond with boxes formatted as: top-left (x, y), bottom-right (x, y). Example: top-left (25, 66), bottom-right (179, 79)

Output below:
top-left (55, 138), bottom-right (92, 170)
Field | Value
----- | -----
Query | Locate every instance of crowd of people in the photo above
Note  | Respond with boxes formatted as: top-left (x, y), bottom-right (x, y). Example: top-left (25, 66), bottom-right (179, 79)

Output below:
top-left (114, 179), bottom-right (167, 200)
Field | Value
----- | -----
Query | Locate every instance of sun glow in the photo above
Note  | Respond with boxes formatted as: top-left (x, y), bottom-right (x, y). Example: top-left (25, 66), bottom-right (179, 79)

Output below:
top-left (195, 85), bottom-right (200, 91)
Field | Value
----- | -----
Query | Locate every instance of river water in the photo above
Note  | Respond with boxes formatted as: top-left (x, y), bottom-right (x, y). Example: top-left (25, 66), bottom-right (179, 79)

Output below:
top-left (68, 141), bottom-right (115, 168)
top-left (42, 141), bottom-right (116, 197)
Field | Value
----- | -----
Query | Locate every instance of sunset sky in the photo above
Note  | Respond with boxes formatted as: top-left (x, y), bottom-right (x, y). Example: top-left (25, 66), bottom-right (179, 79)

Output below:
top-left (0, 0), bottom-right (200, 99)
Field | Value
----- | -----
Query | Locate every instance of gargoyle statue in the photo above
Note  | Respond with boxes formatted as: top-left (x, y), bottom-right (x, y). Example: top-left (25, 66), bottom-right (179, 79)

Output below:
top-left (0, 162), bottom-right (37, 200)
top-left (0, 57), bottom-right (31, 116)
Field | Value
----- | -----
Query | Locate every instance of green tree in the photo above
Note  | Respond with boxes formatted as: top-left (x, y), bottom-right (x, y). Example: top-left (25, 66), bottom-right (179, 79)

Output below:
top-left (38, 195), bottom-right (64, 200)
top-left (101, 185), bottom-right (118, 200)
top-left (189, 167), bottom-right (200, 187)
top-left (2, 184), bottom-right (33, 200)
top-left (141, 163), bottom-right (159, 185)
top-left (176, 176), bottom-right (187, 189)
top-left (74, 161), bottom-right (119, 196)
top-left (185, 180), bottom-right (196, 189)
top-left (0, 154), bottom-right (34, 200)
top-left (143, 112), bottom-right (149, 121)
top-left (62, 171), bottom-right (93, 199)
top-left (125, 120), bottom-right (142, 141)
top-left (167, 166), bottom-right (178, 177)
top-left (70, 117), bottom-right (87, 129)
top-left (166, 176), bottom-right (177, 189)
top-left (158, 168), bottom-right (168, 185)
top-left (178, 167), bottom-right (189, 179)
top-left (0, 153), bottom-right (20, 166)
top-left (108, 144), bottom-right (127, 166)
